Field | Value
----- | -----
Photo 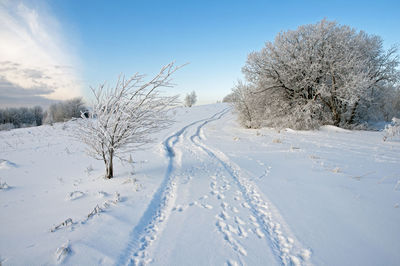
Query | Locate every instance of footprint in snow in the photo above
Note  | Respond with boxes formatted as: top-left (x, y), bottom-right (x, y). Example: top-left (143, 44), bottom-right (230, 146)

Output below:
top-left (220, 184), bottom-right (231, 191)
top-left (97, 191), bottom-right (109, 198)
top-left (226, 259), bottom-right (239, 266)
top-left (199, 195), bottom-right (208, 200)
top-left (234, 216), bottom-right (245, 225)
top-left (254, 228), bottom-right (265, 238)
top-left (202, 204), bottom-right (213, 210)
top-left (181, 176), bottom-right (192, 184)
top-left (241, 202), bottom-right (250, 209)
top-left (248, 215), bottom-right (260, 227)
top-left (172, 204), bottom-right (187, 212)
top-left (210, 190), bottom-right (219, 196)
top-left (237, 225), bottom-right (248, 237)
top-left (227, 224), bottom-right (239, 235)
top-left (220, 211), bottom-right (230, 220)
top-left (189, 201), bottom-right (198, 206)
top-left (221, 202), bottom-right (228, 210)
top-left (67, 191), bottom-right (85, 201)
top-left (216, 219), bottom-right (226, 230)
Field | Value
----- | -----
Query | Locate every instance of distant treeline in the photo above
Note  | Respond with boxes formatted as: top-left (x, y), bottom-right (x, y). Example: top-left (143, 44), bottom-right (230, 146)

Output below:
top-left (0, 98), bottom-right (87, 131)
top-left (0, 106), bottom-right (44, 130)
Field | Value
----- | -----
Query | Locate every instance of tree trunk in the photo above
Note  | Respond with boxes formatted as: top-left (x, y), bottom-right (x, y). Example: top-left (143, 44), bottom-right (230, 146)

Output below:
top-left (348, 101), bottom-right (359, 125)
top-left (332, 108), bottom-right (341, 126)
top-left (105, 151), bottom-right (114, 179)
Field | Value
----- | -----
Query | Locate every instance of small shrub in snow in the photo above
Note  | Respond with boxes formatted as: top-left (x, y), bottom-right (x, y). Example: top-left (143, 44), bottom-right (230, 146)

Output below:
top-left (383, 118), bottom-right (400, 141)
top-left (184, 91), bottom-right (197, 107)
top-left (331, 167), bottom-right (341, 173)
top-left (113, 191), bottom-right (121, 203)
top-left (102, 192), bottom-right (121, 208)
top-left (55, 241), bottom-right (71, 263)
top-left (85, 165), bottom-right (93, 176)
top-left (51, 218), bottom-right (74, 232)
top-left (0, 180), bottom-right (10, 190)
top-left (87, 205), bottom-right (103, 220)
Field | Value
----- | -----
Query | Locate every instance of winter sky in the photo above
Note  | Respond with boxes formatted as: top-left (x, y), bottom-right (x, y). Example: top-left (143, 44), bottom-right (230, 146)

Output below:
top-left (0, 0), bottom-right (399, 107)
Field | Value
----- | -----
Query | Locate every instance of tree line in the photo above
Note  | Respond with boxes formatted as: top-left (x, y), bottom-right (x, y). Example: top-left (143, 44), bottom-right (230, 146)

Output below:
top-left (0, 98), bottom-right (87, 130)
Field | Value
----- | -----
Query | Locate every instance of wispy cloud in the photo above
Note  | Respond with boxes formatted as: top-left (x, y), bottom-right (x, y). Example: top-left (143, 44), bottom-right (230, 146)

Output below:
top-left (0, 0), bottom-right (82, 107)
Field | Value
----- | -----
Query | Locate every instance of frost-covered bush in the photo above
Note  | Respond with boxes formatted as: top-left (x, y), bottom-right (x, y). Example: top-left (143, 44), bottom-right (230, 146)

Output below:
top-left (384, 118), bottom-right (400, 141)
top-left (231, 81), bottom-right (265, 128)
top-left (234, 19), bottom-right (399, 130)
top-left (184, 91), bottom-right (197, 107)
top-left (0, 123), bottom-right (15, 131)
top-left (222, 92), bottom-right (236, 103)
top-left (45, 98), bottom-right (87, 124)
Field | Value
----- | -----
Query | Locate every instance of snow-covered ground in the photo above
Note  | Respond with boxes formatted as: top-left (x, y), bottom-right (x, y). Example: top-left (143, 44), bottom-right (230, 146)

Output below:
top-left (1, 103), bottom-right (399, 265)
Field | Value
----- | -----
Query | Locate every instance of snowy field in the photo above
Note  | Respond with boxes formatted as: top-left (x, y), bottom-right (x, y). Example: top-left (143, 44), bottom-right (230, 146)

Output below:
top-left (0, 103), bottom-right (399, 265)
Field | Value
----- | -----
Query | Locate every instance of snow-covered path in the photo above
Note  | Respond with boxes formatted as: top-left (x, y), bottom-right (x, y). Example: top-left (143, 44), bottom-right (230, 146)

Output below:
top-left (118, 107), bottom-right (311, 266)
top-left (1, 103), bottom-right (399, 265)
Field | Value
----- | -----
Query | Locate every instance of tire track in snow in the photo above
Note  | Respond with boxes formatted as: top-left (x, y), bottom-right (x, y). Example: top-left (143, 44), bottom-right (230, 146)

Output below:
top-left (117, 108), bottom-right (229, 266)
top-left (189, 111), bottom-right (312, 266)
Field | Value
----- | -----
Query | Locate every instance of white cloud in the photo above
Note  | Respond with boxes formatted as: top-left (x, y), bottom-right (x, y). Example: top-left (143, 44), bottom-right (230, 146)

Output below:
top-left (0, 0), bottom-right (82, 106)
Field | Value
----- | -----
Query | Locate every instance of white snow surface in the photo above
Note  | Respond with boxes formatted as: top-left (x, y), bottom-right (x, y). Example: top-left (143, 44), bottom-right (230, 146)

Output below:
top-left (0, 103), bottom-right (399, 265)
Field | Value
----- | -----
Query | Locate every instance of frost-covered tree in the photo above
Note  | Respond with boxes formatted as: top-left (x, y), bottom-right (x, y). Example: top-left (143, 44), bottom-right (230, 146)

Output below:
top-left (231, 81), bottom-right (266, 128)
top-left (237, 19), bottom-right (399, 129)
top-left (32, 106), bottom-right (43, 126)
top-left (222, 92), bottom-right (236, 103)
top-left (384, 117), bottom-right (400, 141)
top-left (46, 98), bottom-right (87, 123)
top-left (184, 91), bottom-right (197, 107)
top-left (0, 106), bottom-right (44, 129)
top-left (76, 63), bottom-right (181, 179)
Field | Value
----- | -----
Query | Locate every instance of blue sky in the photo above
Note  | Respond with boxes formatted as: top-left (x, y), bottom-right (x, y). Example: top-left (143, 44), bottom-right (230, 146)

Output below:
top-left (1, 0), bottom-right (399, 106)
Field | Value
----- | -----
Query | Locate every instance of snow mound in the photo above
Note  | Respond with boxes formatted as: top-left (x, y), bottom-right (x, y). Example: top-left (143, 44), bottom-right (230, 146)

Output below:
top-left (319, 125), bottom-right (351, 133)
top-left (0, 159), bottom-right (17, 170)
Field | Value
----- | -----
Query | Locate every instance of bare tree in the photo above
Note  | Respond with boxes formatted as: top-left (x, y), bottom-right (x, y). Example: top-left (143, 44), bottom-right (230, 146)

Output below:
top-left (184, 91), bottom-right (197, 107)
top-left (76, 63), bottom-right (181, 179)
